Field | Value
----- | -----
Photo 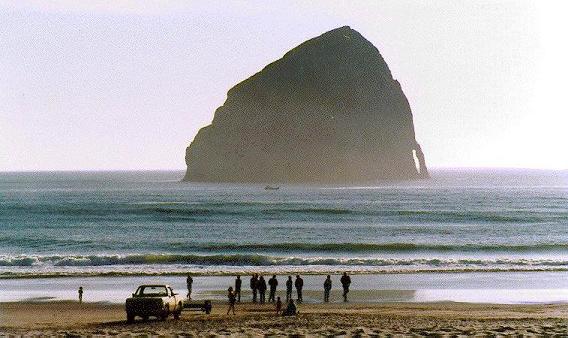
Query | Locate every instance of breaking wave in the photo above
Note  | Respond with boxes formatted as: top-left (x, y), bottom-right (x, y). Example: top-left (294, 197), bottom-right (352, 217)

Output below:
top-left (1, 254), bottom-right (568, 268)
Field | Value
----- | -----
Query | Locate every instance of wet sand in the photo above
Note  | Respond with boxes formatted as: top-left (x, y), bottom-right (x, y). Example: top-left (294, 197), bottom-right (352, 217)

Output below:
top-left (4, 272), bottom-right (568, 304)
top-left (2, 300), bottom-right (568, 336)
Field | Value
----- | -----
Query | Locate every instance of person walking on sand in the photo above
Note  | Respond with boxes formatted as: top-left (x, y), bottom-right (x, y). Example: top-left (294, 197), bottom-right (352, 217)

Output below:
top-left (286, 276), bottom-right (293, 302)
top-left (323, 275), bottom-right (332, 302)
top-left (250, 274), bottom-right (258, 303)
top-left (340, 272), bottom-right (351, 302)
top-left (227, 287), bottom-right (236, 315)
top-left (235, 275), bottom-right (242, 302)
top-left (275, 296), bottom-right (282, 314)
top-left (186, 274), bottom-right (193, 300)
top-left (78, 286), bottom-right (83, 304)
top-left (268, 275), bottom-right (278, 302)
top-left (258, 275), bottom-right (267, 304)
top-left (295, 275), bottom-right (304, 303)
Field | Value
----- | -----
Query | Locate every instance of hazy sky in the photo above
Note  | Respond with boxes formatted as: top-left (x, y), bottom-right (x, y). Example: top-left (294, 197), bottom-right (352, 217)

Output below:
top-left (1, 1), bottom-right (567, 171)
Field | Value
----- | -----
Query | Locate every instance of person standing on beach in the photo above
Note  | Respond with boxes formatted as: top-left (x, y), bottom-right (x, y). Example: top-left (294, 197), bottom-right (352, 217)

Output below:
top-left (268, 275), bottom-right (278, 302)
top-left (286, 276), bottom-right (293, 302)
top-left (227, 287), bottom-right (236, 315)
top-left (258, 275), bottom-right (267, 303)
top-left (186, 274), bottom-right (193, 300)
top-left (340, 272), bottom-right (351, 302)
top-left (78, 286), bottom-right (83, 304)
top-left (323, 275), bottom-right (332, 302)
top-left (250, 274), bottom-right (258, 303)
top-left (235, 275), bottom-right (242, 302)
top-left (275, 296), bottom-right (282, 314)
top-left (295, 275), bottom-right (304, 303)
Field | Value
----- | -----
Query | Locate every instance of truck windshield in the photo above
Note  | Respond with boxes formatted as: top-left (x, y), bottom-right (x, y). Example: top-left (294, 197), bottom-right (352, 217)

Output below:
top-left (137, 286), bottom-right (168, 296)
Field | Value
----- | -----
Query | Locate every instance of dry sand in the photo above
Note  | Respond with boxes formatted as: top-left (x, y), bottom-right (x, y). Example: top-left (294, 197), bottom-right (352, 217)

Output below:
top-left (1, 300), bottom-right (568, 336)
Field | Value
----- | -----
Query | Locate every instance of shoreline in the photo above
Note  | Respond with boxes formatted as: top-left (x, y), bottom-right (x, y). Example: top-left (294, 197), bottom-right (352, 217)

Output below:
top-left (2, 300), bottom-right (568, 335)
top-left (2, 272), bottom-right (568, 305)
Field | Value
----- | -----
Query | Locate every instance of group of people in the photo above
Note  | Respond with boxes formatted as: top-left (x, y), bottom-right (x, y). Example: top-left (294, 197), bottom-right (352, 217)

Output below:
top-left (325, 273), bottom-right (352, 302)
top-left (185, 272), bottom-right (352, 315)
top-left (248, 274), bottom-right (285, 304)
top-left (223, 272), bottom-right (352, 315)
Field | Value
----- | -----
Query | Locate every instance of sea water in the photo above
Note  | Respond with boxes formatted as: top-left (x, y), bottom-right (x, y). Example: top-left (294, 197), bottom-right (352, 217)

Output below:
top-left (1, 169), bottom-right (567, 303)
top-left (1, 169), bottom-right (567, 279)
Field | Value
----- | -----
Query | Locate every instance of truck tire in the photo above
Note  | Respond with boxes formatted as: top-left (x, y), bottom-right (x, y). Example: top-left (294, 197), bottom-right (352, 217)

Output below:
top-left (126, 312), bottom-right (135, 323)
top-left (174, 302), bottom-right (182, 319)
top-left (161, 305), bottom-right (169, 321)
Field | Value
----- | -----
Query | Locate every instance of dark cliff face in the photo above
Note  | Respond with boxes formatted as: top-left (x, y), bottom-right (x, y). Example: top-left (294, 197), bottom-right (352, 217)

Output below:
top-left (184, 26), bottom-right (429, 183)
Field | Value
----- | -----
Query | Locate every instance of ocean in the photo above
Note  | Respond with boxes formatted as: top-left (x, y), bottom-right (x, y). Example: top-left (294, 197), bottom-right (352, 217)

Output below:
top-left (1, 168), bottom-right (566, 279)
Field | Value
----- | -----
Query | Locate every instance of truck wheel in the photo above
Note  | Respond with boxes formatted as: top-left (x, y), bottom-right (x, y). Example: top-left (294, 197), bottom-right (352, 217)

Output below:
top-left (161, 305), bottom-right (169, 321)
top-left (126, 313), bottom-right (135, 323)
top-left (174, 302), bottom-right (182, 319)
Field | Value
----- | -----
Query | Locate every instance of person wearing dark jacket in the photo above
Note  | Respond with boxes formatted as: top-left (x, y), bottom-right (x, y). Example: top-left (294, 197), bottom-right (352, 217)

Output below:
top-left (294, 275), bottom-right (304, 303)
top-left (268, 275), bottom-right (278, 302)
top-left (285, 276), bottom-right (293, 302)
top-left (186, 274), bottom-right (193, 300)
top-left (78, 286), bottom-right (84, 304)
top-left (340, 272), bottom-right (351, 302)
top-left (276, 296), bottom-right (283, 314)
top-left (250, 274), bottom-right (258, 303)
top-left (323, 275), bottom-right (332, 302)
top-left (283, 299), bottom-right (297, 316)
top-left (235, 275), bottom-right (242, 302)
top-left (258, 276), bottom-right (267, 303)
top-left (227, 287), bottom-right (236, 315)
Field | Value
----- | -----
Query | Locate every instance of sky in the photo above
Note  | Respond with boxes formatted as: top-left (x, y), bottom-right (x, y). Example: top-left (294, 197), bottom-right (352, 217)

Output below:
top-left (0, 0), bottom-right (567, 171)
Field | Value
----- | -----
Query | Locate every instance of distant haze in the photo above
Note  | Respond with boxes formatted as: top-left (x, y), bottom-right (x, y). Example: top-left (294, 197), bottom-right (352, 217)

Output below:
top-left (1, 1), bottom-right (566, 171)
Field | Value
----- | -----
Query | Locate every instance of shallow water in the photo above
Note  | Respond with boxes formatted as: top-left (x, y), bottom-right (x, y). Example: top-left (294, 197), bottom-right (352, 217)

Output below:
top-left (1, 272), bottom-right (567, 304)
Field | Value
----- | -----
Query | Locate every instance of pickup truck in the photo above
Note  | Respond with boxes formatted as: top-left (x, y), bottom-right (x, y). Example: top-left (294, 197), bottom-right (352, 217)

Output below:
top-left (125, 284), bottom-right (184, 322)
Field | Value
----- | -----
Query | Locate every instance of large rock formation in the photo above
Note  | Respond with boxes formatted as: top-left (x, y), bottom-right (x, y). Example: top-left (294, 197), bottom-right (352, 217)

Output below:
top-left (184, 26), bottom-right (429, 183)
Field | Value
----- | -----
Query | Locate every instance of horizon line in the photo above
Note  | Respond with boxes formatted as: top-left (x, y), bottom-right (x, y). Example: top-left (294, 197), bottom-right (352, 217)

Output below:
top-left (0, 166), bottom-right (566, 174)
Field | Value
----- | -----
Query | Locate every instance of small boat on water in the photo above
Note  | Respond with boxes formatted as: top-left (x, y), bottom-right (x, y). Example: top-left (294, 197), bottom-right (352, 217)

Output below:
top-left (264, 185), bottom-right (280, 190)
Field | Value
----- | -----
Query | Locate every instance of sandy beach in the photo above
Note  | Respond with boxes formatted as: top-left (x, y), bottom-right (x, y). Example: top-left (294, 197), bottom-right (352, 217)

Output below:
top-left (2, 273), bottom-right (568, 335)
top-left (2, 300), bottom-right (568, 336)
